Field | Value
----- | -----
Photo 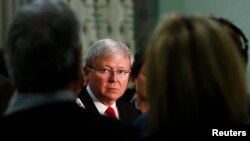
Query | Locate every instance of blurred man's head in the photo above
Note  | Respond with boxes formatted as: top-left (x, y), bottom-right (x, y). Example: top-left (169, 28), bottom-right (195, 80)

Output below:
top-left (4, 0), bottom-right (82, 93)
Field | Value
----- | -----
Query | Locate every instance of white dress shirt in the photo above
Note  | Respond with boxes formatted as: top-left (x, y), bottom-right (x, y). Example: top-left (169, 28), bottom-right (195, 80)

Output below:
top-left (77, 85), bottom-right (119, 119)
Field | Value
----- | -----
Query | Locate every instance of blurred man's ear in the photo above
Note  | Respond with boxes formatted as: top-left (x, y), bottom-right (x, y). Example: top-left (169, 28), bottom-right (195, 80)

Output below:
top-left (68, 47), bottom-right (83, 95)
top-left (68, 79), bottom-right (81, 95)
top-left (83, 66), bottom-right (90, 75)
top-left (70, 47), bottom-right (82, 84)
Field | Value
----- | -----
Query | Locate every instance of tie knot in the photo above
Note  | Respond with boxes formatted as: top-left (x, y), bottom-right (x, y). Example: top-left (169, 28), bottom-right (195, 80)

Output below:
top-left (105, 107), bottom-right (117, 119)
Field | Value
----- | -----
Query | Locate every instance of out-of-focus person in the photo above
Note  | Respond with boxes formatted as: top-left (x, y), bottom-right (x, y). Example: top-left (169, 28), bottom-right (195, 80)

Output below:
top-left (143, 15), bottom-right (249, 139)
top-left (0, 0), bottom-right (140, 140)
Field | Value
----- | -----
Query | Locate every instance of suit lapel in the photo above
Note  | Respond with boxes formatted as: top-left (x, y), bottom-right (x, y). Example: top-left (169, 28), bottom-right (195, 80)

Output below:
top-left (78, 86), bottom-right (141, 123)
top-left (78, 86), bottom-right (99, 114)
top-left (116, 100), bottom-right (126, 120)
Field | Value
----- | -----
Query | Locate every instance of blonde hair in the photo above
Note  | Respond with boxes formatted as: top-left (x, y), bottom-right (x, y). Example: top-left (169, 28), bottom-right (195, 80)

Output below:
top-left (146, 15), bottom-right (248, 133)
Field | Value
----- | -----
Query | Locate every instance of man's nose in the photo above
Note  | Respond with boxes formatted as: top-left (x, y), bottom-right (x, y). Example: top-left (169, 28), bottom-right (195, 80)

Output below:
top-left (109, 71), bottom-right (118, 82)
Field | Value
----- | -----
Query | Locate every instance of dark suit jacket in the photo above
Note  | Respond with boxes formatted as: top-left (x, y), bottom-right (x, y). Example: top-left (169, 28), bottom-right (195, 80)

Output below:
top-left (0, 101), bottom-right (140, 140)
top-left (78, 86), bottom-right (141, 123)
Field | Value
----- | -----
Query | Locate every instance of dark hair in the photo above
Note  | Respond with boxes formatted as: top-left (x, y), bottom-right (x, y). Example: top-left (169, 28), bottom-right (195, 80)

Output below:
top-left (0, 75), bottom-right (15, 116)
top-left (0, 48), bottom-right (9, 78)
top-left (4, 0), bottom-right (81, 93)
top-left (131, 47), bottom-right (146, 79)
top-left (212, 17), bottom-right (248, 65)
top-left (147, 16), bottom-right (248, 133)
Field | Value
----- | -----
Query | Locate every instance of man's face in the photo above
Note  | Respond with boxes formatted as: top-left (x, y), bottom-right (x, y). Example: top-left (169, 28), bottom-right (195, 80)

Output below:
top-left (85, 53), bottom-right (131, 106)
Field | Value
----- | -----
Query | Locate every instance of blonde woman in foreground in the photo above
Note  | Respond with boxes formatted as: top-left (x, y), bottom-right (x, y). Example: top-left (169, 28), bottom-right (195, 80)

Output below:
top-left (143, 15), bottom-right (249, 139)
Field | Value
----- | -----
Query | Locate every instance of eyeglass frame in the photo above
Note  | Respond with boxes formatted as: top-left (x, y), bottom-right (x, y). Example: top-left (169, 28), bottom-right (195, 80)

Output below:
top-left (87, 65), bottom-right (131, 78)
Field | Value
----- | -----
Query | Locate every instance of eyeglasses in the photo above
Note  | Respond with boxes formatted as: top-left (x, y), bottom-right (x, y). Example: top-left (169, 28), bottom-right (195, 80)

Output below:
top-left (87, 66), bottom-right (131, 78)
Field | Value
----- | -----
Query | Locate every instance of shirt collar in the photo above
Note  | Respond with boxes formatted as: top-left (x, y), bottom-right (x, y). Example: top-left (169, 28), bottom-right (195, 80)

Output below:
top-left (5, 90), bottom-right (76, 115)
top-left (86, 85), bottom-right (118, 117)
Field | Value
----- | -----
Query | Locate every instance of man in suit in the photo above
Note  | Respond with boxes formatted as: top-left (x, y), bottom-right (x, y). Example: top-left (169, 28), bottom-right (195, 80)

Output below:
top-left (77, 38), bottom-right (141, 123)
top-left (0, 0), bottom-right (140, 140)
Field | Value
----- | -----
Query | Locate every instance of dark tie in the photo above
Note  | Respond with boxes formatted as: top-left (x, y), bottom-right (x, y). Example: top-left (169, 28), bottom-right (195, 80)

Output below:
top-left (105, 107), bottom-right (117, 119)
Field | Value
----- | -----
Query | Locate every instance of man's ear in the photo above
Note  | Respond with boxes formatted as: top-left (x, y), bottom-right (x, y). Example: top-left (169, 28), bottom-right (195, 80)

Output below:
top-left (83, 66), bottom-right (90, 84)
top-left (83, 66), bottom-right (90, 75)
